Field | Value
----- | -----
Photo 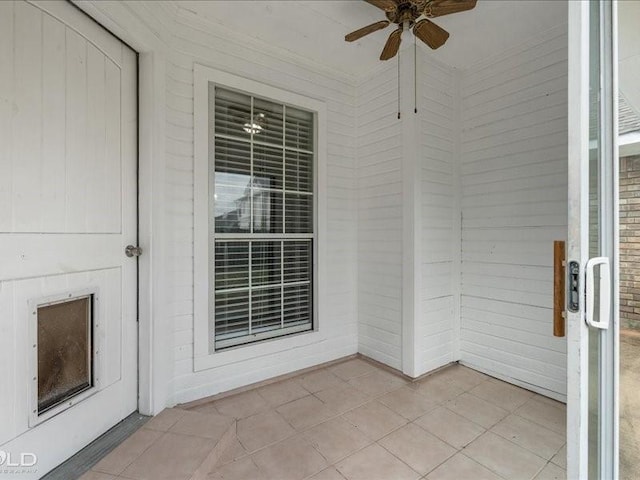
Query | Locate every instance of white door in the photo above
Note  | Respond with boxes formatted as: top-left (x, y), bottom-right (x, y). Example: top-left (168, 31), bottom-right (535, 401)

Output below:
top-left (567, 1), bottom-right (619, 479)
top-left (0, 1), bottom-right (138, 477)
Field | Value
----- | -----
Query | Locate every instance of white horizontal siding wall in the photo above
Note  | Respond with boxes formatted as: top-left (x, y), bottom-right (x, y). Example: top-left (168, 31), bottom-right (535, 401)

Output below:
top-left (166, 9), bottom-right (358, 404)
top-left (356, 52), bottom-right (459, 376)
top-left (418, 55), bottom-right (459, 374)
top-left (459, 26), bottom-right (568, 399)
top-left (70, 0), bottom-right (571, 405)
top-left (356, 63), bottom-right (403, 370)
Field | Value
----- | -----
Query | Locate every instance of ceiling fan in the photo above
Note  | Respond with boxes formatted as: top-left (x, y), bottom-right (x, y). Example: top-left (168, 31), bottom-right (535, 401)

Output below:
top-left (345, 0), bottom-right (477, 60)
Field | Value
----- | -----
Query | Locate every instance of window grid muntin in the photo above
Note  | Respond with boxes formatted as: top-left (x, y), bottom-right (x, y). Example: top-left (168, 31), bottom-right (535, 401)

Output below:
top-left (213, 239), bottom-right (313, 349)
top-left (212, 86), bottom-right (314, 350)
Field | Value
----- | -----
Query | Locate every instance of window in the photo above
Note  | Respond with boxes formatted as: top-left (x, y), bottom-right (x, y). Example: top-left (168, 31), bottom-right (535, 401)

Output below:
top-left (210, 86), bottom-right (315, 350)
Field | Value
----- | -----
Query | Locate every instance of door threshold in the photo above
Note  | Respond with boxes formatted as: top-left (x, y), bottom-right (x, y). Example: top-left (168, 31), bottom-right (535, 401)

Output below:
top-left (41, 412), bottom-right (150, 480)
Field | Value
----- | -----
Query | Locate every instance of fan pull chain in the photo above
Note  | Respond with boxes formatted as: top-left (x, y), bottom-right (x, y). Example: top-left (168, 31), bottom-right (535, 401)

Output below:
top-left (414, 34), bottom-right (418, 114)
top-left (397, 49), bottom-right (401, 120)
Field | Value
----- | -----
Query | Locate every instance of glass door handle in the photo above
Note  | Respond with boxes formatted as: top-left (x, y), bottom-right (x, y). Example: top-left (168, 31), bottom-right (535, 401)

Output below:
top-left (585, 256), bottom-right (611, 330)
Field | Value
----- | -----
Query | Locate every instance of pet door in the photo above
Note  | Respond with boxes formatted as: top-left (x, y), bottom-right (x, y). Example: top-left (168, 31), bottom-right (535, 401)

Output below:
top-left (33, 293), bottom-right (95, 419)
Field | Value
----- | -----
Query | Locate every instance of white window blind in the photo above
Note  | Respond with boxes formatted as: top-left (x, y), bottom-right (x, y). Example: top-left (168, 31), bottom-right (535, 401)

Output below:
top-left (210, 85), bottom-right (314, 350)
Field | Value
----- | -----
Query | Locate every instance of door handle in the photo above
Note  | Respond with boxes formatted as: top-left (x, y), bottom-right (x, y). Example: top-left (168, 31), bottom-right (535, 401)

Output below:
top-left (553, 241), bottom-right (566, 337)
top-left (125, 245), bottom-right (143, 258)
top-left (585, 256), bottom-right (611, 329)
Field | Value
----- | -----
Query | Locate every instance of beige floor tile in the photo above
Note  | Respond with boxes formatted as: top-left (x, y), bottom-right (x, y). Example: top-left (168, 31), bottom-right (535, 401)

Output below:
top-left (308, 466), bottom-right (347, 480)
top-left (412, 376), bottom-right (465, 404)
top-left (257, 379), bottom-right (310, 408)
top-left (342, 401), bottom-right (407, 440)
top-left (314, 385), bottom-right (369, 414)
top-left (415, 406), bottom-right (485, 449)
top-left (378, 386), bottom-right (438, 420)
top-left (492, 414), bottom-right (566, 460)
top-left (424, 453), bottom-right (503, 480)
top-left (534, 462), bottom-right (566, 480)
top-left (516, 397), bottom-right (567, 435)
top-left (80, 472), bottom-right (119, 480)
top-left (121, 432), bottom-right (216, 480)
top-left (191, 424), bottom-right (238, 480)
top-left (276, 395), bottom-right (335, 430)
top-left (532, 394), bottom-right (567, 410)
top-left (236, 410), bottom-right (295, 453)
top-left (464, 432), bottom-right (548, 480)
top-left (335, 443), bottom-right (420, 480)
top-left (92, 428), bottom-right (162, 475)
top-left (169, 410), bottom-right (234, 441)
top-left (378, 423), bottom-right (456, 475)
top-left (251, 435), bottom-right (327, 480)
top-left (329, 359), bottom-right (377, 380)
top-left (471, 379), bottom-right (534, 411)
top-left (303, 417), bottom-right (371, 463)
top-left (551, 444), bottom-right (566, 469)
top-left (436, 365), bottom-right (489, 391)
top-left (143, 408), bottom-right (187, 432)
top-left (81, 364), bottom-right (571, 480)
top-left (190, 401), bottom-right (221, 416)
top-left (446, 393), bottom-right (509, 428)
top-left (213, 390), bottom-right (270, 419)
top-left (297, 369), bottom-right (347, 393)
top-left (217, 438), bottom-right (248, 465)
top-left (207, 456), bottom-right (266, 480)
top-left (347, 370), bottom-right (408, 397)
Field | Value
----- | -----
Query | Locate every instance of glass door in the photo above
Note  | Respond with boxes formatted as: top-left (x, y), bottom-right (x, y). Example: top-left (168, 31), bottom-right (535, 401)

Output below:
top-left (567, 1), bottom-right (618, 479)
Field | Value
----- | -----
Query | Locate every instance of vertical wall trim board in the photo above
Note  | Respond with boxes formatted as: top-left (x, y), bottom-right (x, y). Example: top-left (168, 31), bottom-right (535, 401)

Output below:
top-left (452, 69), bottom-right (463, 361)
top-left (401, 48), bottom-right (420, 377)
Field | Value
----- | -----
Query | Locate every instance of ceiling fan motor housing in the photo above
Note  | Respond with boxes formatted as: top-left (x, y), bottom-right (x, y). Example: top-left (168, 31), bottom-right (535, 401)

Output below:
top-left (385, 2), bottom-right (421, 28)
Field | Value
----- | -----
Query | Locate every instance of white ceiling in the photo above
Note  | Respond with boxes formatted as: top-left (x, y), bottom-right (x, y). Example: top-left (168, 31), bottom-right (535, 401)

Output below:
top-left (177, 0), bottom-right (567, 75)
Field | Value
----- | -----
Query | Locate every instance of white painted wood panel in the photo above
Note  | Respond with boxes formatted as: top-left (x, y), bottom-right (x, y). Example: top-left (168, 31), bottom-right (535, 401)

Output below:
top-left (12, 1), bottom-right (42, 233)
top-left (66, 28), bottom-right (90, 233)
top-left (41, 13), bottom-right (67, 232)
top-left (86, 44), bottom-right (106, 233)
top-left (459, 27), bottom-right (568, 399)
top-left (0, 2), bottom-right (138, 477)
top-left (0, 1), bottom-right (13, 231)
top-left (0, 2), bottom-right (123, 235)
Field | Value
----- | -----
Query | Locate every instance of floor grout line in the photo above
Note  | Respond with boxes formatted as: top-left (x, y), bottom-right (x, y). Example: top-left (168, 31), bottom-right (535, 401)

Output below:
top-left (456, 451), bottom-right (512, 480)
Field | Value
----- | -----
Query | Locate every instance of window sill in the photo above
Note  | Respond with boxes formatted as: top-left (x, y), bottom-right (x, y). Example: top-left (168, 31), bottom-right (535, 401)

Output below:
top-left (193, 327), bottom-right (325, 372)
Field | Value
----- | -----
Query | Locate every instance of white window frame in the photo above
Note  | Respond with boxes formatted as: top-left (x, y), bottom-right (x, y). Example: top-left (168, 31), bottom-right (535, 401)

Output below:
top-left (193, 64), bottom-right (328, 372)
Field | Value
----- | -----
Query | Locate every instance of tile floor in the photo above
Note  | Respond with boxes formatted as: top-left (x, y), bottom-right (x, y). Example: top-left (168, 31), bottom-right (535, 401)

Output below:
top-left (81, 358), bottom-right (567, 480)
